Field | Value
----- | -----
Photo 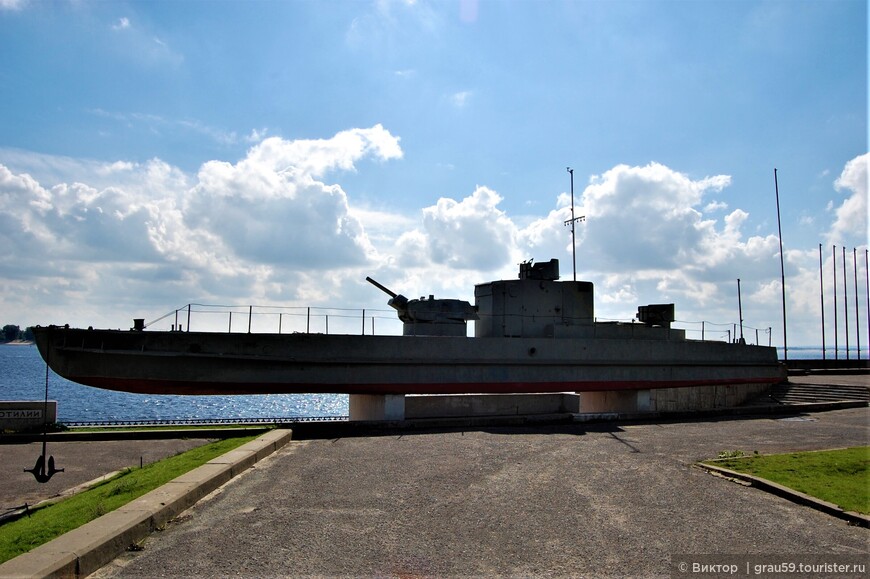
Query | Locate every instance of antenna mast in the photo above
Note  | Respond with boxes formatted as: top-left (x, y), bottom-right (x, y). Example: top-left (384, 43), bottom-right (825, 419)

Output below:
top-left (563, 167), bottom-right (585, 282)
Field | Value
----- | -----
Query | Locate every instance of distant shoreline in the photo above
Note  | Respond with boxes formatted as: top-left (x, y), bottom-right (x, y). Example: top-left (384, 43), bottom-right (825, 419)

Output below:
top-left (1, 340), bottom-right (34, 346)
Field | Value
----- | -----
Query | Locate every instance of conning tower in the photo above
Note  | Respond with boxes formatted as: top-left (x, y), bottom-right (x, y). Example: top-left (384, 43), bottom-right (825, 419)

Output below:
top-left (474, 259), bottom-right (594, 338)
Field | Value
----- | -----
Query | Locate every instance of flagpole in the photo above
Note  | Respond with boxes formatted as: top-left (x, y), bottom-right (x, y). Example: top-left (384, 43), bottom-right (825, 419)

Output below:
top-left (819, 244), bottom-right (825, 359)
top-left (774, 168), bottom-right (787, 362)
top-left (854, 248), bottom-right (861, 360)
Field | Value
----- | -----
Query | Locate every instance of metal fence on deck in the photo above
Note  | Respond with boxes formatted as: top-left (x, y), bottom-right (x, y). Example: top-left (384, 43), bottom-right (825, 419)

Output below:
top-left (145, 303), bottom-right (403, 336)
top-left (142, 303), bottom-right (773, 345)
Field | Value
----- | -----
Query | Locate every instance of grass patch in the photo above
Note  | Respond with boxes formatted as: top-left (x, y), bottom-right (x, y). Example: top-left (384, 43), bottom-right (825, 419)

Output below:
top-left (704, 446), bottom-right (869, 514)
top-left (0, 434), bottom-right (258, 564)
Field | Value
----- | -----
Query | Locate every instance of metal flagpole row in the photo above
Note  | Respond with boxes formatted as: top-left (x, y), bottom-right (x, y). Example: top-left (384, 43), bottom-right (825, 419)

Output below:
top-left (820, 243), bottom-right (867, 360)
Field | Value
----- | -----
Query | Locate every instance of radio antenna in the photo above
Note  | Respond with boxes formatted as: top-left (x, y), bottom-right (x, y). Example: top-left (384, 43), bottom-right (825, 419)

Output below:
top-left (563, 167), bottom-right (585, 281)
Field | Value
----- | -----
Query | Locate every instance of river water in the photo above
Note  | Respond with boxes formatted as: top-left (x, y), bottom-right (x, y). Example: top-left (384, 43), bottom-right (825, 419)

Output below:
top-left (0, 345), bottom-right (348, 422)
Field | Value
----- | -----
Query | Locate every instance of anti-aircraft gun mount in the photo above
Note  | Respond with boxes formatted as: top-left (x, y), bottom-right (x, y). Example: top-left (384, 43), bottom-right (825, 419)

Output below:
top-left (636, 303), bottom-right (675, 329)
top-left (366, 276), bottom-right (478, 337)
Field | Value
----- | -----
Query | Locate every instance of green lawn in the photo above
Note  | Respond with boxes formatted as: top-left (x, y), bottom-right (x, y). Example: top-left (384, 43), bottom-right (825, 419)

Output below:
top-left (705, 446), bottom-right (869, 514)
top-left (0, 434), bottom-right (258, 564)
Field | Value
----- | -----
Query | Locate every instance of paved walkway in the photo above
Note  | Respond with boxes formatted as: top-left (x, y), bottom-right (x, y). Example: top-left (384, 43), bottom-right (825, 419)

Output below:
top-left (92, 407), bottom-right (869, 578)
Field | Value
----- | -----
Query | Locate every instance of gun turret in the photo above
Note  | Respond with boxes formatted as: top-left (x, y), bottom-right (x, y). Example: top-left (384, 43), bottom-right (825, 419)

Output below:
top-left (365, 275), bottom-right (477, 337)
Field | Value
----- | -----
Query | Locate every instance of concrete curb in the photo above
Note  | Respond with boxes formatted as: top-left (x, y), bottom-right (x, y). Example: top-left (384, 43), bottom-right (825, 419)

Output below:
top-left (0, 429), bottom-right (293, 579)
top-left (696, 462), bottom-right (869, 528)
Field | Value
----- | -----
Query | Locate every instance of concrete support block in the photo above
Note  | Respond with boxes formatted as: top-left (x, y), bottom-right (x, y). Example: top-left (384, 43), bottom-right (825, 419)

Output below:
top-left (581, 384), bottom-right (774, 413)
top-left (649, 383), bottom-right (771, 412)
top-left (580, 390), bottom-right (644, 413)
top-left (636, 390), bottom-right (651, 412)
top-left (349, 394), bottom-right (406, 421)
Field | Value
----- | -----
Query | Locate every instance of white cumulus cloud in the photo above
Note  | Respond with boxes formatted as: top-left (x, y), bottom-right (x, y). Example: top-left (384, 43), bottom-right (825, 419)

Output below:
top-left (828, 152), bottom-right (868, 247)
top-left (0, 132), bottom-right (865, 348)
top-left (0, 126), bottom-right (404, 326)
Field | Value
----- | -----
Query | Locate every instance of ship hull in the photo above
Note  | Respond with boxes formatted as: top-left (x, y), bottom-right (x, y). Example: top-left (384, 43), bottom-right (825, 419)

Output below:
top-left (33, 326), bottom-right (785, 396)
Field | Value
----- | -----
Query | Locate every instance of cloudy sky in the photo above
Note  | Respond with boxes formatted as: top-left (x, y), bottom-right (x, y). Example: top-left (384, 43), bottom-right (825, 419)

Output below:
top-left (0, 0), bottom-right (867, 352)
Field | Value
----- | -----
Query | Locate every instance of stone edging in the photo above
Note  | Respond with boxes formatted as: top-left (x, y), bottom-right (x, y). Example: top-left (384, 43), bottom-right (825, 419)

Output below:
top-left (695, 461), bottom-right (869, 528)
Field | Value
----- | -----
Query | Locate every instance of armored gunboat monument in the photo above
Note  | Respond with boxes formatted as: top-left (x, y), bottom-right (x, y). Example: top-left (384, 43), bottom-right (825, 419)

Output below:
top-left (32, 259), bottom-right (784, 420)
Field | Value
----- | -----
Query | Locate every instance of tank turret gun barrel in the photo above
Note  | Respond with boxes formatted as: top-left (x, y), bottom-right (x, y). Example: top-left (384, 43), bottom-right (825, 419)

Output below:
top-left (365, 276), bottom-right (398, 299)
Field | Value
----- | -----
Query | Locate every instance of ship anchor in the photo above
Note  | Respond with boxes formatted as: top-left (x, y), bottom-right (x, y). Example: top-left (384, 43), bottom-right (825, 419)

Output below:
top-left (25, 441), bottom-right (64, 484)
top-left (25, 326), bottom-right (64, 484)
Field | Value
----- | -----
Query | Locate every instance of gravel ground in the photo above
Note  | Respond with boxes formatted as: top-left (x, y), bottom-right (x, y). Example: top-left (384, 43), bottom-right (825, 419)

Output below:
top-left (91, 407), bottom-right (869, 578)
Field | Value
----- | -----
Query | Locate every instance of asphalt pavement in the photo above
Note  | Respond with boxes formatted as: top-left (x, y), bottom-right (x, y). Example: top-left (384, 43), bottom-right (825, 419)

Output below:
top-left (89, 407), bottom-right (869, 578)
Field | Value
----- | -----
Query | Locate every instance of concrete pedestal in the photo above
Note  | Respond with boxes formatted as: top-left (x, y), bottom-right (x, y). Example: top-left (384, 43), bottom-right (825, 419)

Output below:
top-left (579, 383), bottom-right (772, 413)
top-left (349, 394), bottom-right (406, 421)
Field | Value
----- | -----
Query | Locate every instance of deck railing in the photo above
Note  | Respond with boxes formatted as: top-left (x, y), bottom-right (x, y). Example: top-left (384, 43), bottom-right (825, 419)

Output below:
top-left (146, 303), bottom-right (404, 336)
top-left (144, 303), bottom-right (773, 346)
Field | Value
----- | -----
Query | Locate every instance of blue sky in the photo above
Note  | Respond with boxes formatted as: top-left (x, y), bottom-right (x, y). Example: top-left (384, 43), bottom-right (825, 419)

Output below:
top-left (0, 0), bottom-right (867, 352)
